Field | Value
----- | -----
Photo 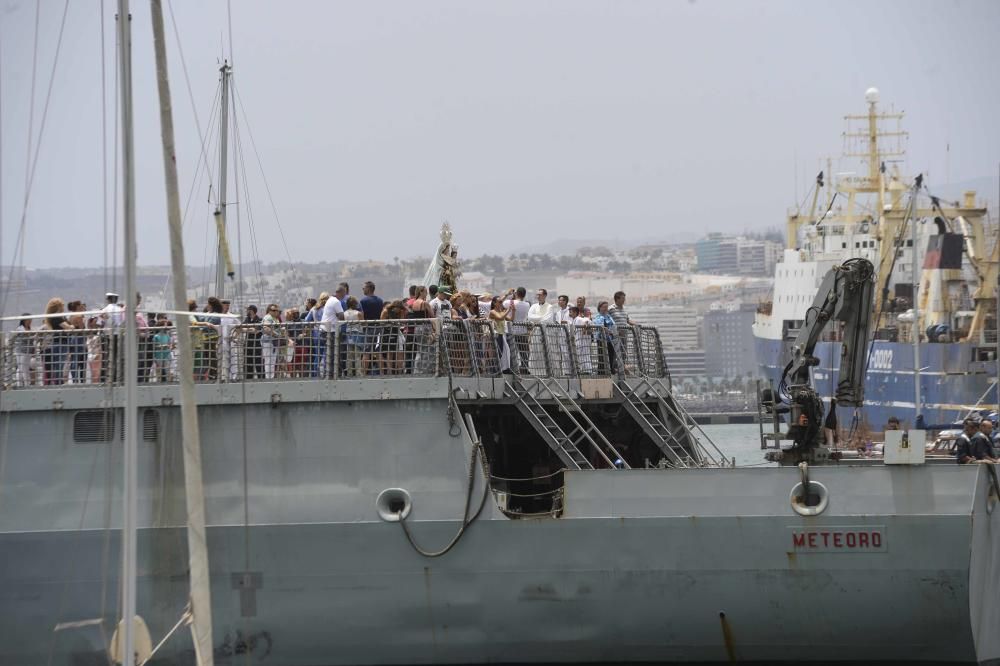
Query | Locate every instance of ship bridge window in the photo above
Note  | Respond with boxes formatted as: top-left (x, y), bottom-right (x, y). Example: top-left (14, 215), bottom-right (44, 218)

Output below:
top-left (73, 409), bottom-right (160, 443)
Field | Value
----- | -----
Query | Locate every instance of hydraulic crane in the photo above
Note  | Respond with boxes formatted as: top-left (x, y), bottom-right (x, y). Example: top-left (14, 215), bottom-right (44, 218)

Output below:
top-left (763, 258), bottom-right (875, 465)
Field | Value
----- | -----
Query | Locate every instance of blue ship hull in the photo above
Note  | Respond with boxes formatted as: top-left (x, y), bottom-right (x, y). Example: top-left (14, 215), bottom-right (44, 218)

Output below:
top-left (755, 336), bottom-right (998, 433)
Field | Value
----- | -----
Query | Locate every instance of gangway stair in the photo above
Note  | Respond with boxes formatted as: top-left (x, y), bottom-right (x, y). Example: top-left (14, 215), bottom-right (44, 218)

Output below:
top-left (505, 376), bottom-right (629, 470)
top-left (615, 377), bottom-right (726, 468)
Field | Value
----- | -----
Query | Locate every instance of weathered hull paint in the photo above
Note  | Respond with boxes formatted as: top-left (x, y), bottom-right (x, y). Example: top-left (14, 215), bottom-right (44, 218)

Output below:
top-left (1, 386), bottom-right (999, 664)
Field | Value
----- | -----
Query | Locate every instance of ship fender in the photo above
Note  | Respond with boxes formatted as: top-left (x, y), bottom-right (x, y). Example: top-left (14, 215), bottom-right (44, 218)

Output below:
top-left (789, 462), bottom-right (829, 516)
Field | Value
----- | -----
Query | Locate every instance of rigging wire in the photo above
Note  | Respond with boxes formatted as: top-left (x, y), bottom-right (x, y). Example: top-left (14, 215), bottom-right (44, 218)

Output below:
top-left (230, 93), bottom-right (265, 304)
top-left (166, 0), bottom-right (217, 198)
top-left (1, 0), bottom-right (71, 317)
top-left (24, 1), bottom-right (41, 202)
top-left (182, 84), bottom-right (221, 227)
top-left (231, 79), bottom-right (294, 266)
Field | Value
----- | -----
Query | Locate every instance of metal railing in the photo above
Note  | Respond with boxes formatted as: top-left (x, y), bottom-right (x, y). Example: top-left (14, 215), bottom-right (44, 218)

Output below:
top-left (1, 320), bottom-right (669, 389)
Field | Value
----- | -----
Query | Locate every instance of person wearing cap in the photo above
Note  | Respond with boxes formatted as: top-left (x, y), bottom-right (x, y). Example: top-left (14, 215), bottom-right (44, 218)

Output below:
top-left (477, 292), bottom-right (492, 319)
top-left (956, 417), bottom-right (995, 464)
top-left (99, 292), bottom-right (125, 383)
top-left (430, 287), bottom-right (452, 320)
top-left (101, 292), bottom-right (125, 328)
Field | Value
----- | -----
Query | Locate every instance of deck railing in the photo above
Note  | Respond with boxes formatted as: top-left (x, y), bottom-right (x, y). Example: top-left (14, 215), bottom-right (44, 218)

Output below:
top-left (1, 320), bottom-right (669, 389)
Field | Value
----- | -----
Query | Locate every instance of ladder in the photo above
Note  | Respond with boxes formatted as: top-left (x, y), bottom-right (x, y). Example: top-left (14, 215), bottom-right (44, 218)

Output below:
top-left (645, 377), bottom-right (726, 467)
top-left (505, 377), bottom-right (626, 470)
top-left (537, 376), bottom-right (631, 470)
top-left (614, 380), bottom-right (695, 468)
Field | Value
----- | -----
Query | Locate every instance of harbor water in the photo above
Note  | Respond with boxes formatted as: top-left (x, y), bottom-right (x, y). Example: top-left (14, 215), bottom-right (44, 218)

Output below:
top-left (699, 423), bottom-right (776, 467)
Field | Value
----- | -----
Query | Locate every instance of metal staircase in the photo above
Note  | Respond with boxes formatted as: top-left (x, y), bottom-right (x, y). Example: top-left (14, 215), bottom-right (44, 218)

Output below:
top-left (613, 380), bottom-right (695, 467)
top-left (643, 377), bottom-right (727, 467)
top-left (505, 377), bottom-right (627, 470)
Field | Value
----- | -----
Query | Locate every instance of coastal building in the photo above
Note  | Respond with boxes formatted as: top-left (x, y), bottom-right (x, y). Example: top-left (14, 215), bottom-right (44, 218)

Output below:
top-left (663, 349), bottom-right (706, 378)
top-left (629, 305), bottom-right (701, 351)
top-left (703, 302), bottom-right (758, 378)
top-left (696, 234), bottom-right (782, 276)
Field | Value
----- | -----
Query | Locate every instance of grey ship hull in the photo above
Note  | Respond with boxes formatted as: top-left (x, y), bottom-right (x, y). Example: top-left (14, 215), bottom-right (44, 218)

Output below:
top-left (2, 380), bottom-right (1000, 664)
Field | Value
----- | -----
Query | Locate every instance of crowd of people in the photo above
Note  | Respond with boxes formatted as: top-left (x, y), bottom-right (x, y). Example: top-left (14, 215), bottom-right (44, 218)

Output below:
top-left (4, 281), bottom-right (642, 386)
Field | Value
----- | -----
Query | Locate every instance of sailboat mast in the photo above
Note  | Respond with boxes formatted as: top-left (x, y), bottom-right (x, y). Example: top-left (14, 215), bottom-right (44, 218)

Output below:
top-left (150, 1), bottom-right (215, 663)
top-left (214, 63), bottom-right (231, 299)
top-left (115, 0), bottom-right (139, 662)
top-left (913, 208), bottom-right (922, 424)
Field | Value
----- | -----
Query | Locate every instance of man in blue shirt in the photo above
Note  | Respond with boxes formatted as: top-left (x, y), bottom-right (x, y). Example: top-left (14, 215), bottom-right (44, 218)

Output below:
top-left (359, 281), bottom-right (384, 375)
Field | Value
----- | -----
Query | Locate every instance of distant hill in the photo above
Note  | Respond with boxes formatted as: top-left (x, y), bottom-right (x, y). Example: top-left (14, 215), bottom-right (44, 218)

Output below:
top-left (510, 232), bottom-right (702, 256)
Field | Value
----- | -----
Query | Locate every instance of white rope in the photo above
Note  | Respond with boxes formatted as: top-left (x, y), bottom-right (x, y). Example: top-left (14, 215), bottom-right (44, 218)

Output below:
top-left (138, 606), bottom-right (192, 666)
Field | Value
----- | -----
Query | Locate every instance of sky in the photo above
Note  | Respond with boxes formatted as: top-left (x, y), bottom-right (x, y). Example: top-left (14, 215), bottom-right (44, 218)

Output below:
top-left (1, 0), bottom-right (998, 270)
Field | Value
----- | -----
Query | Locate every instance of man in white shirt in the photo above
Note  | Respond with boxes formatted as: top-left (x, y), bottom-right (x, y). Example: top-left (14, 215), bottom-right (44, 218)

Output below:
top-left (220, 299), bottom-right (238, 380)
top-left (556, 295), bottom-right (572, 371)
top-left (101, 292), bottom-right (125, 328)
top-left (527, 289), bottom-right (557, 324)
top-left (100, 293), bottom-right (125, 382)
top-left (526, 288), bottom-right (559, 374)
top-left (557, 295), bottom-right (571, 323)
top-left (321, 286), bottom-right (346, 332)
top-left (503, 287), bottom-right (531, 372)
top-left (321, 284), bottom-right (347, 377)
top-left (430, 290), bottom-right (452, 319)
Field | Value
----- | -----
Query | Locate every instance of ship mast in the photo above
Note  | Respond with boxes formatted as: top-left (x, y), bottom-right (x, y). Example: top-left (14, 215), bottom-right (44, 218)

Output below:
top-left (115, 0), bottom-right (139, 661)
top-left (214, 62), bottom-right (234, 300)
top-left (150, 1), bottom-right (215, 663)
top-left (912, 189), bottom-right (922, 424)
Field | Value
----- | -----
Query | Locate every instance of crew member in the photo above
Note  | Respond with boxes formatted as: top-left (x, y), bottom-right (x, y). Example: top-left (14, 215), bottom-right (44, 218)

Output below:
top-left (956, 417), bottom-right (996, 464)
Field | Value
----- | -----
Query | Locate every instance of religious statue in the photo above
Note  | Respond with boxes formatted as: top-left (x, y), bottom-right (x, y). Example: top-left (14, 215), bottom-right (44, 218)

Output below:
top-left (422, 222), bottom-right (461, 294)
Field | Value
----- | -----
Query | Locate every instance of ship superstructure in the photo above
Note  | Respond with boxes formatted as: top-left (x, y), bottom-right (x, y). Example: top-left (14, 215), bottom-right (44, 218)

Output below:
top-left (753, 88), bottom-right (997, 431)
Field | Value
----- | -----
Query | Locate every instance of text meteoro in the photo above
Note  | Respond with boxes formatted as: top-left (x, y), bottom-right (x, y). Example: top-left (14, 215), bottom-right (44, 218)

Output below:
top-left (788, 526), bottom-right (886, 553)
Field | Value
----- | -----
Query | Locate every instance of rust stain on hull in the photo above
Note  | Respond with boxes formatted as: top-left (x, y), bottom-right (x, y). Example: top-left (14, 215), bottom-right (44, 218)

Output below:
top-left (719, 611), bottom-right (737, 662)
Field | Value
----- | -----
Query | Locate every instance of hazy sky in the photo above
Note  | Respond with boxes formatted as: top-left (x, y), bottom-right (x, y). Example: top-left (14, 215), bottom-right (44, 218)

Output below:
top-left (1, 0), bottom-right (998, 269)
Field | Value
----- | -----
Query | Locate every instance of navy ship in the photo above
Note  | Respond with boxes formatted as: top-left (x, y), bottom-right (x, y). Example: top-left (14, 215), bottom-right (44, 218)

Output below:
top-left (2, 6), bottom-right (1000, 661)
top-left (753, 88), bottom-right (997, 433)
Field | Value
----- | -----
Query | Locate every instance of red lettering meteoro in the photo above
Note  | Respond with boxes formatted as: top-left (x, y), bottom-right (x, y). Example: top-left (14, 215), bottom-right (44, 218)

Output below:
top-left (808, 533), bottom-right (817, 548)
top-left (846, 533), bottom-right (856, 548)
top-left (872, 532), bottom-right (882, 548)
top-left (821, 532), bottom-right (830, 547)
top-left (793, 533), bottom-right (806, 548)
top-left (833, 533), bottom-right (843, 548)
top-left (858, 532), bottom-right (869, 547)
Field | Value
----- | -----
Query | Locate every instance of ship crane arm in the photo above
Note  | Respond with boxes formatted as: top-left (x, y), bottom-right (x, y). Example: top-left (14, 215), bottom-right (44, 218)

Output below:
top-left (783, 258), bottom-right (875, 406)
top-left (770, 258), bottom-right (875, 461)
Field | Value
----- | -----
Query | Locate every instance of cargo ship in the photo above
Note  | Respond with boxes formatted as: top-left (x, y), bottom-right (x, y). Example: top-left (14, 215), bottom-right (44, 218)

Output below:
top-left (753, 88), bottom-right (997, 433)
